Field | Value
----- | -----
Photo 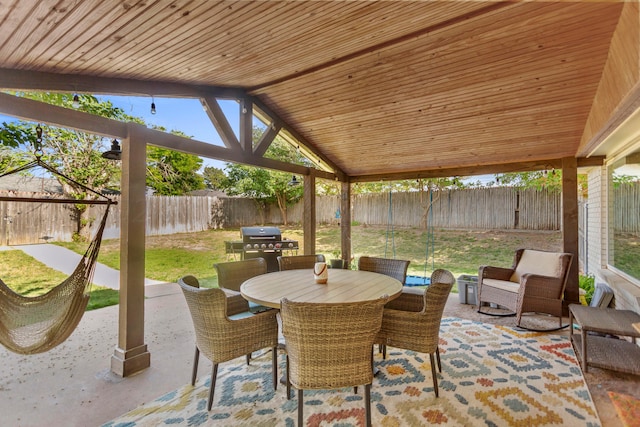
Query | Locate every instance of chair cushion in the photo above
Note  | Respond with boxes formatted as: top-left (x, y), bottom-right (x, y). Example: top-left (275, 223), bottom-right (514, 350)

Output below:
top-left (482, 278), bottom-right (520, 293)
top-left (228, 311), bottom-right (254, 320)
top-left (510, 250), bottom-right (564, 283)
top-left (400, 286), bottom-right (425, 296)
top-left (249, 301), bottom-right (273, 313)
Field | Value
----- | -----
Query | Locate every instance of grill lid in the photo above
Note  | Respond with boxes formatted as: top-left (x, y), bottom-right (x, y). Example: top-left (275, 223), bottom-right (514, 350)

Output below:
top-left (241, 226), bottom-right (282, 241)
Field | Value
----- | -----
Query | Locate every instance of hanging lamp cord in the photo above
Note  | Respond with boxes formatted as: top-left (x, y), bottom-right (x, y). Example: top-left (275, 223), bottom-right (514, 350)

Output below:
top-left (34, 125), bottom-right (44, 160)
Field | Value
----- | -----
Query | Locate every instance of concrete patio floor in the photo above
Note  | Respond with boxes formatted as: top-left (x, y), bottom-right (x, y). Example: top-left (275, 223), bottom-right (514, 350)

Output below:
top-left (0, 282), bottom-right (638, 427)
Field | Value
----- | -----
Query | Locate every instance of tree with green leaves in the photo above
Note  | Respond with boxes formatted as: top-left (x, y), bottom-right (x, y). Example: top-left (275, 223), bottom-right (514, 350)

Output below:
top-left (495, 170), bottom-right (589, 198)
top-left (202, 166), bottom-right (227, 190)
top-left (146, 128), bottom-right (205, 196)
top-left (222, 127), bottom-right (307, 225)
top-left (0, 121), bottom-right (34, 148)
top-left (495, 171), bottom-right (562, 192)
top-left (0, 121), bottom-right (35, 170)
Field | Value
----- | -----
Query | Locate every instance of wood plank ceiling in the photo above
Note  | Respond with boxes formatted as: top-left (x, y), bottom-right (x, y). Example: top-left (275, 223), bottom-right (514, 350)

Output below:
top-left (0, 1), bottom-right (626, 180)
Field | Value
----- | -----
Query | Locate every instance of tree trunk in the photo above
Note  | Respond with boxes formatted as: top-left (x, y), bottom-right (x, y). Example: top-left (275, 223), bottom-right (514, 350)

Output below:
top-left (276, 193), bottom-right (288, 225)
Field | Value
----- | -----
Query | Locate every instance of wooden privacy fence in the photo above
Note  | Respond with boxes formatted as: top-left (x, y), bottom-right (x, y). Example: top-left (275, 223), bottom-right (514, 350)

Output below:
top-left (0, 194), bottom-right (217, 245)
top-left (0, 188), bottom-right (558, 245)
top-left (1, 186), bottom-right (637, 245)
top-left (352, 187), bottom-right (561, 230)
top-left (612, 183), bottom-right (640, 233)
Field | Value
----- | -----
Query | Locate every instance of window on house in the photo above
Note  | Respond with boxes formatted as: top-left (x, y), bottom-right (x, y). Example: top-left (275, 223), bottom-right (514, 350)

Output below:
top-left (608, 150), bottom-right (640, 282)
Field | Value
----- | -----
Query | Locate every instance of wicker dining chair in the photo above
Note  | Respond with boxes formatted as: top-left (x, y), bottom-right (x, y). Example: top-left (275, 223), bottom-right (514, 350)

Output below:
top-left (277, 254), bottom-right (326, 271)
top-left (376, 269), bottom-right (455, 397)
top-left (215, 258), bottom-right (271, 314)
top-left (358, 256), bottom-right (410, 354)
top-left (281, 296), bottom-right (388, 427)
top-left (357, 256), bottom-right (409, 284)
top-left (178, 276), bottom-right (279, 411)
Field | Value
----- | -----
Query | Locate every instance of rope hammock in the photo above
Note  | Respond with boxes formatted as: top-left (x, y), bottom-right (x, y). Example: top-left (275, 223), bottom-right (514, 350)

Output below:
top-left (0, 126), bottom-right (115, 354)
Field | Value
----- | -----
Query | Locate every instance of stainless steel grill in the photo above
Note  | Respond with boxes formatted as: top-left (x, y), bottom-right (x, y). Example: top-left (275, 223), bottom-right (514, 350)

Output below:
top-left (225, 227), bottom-right (299, 272)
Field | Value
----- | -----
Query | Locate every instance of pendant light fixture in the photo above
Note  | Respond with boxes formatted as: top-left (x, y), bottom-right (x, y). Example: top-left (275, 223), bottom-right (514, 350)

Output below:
top-left (102, 139), bottom-right (122, 160)
top-left (288, 175), bottom-right (300, 186)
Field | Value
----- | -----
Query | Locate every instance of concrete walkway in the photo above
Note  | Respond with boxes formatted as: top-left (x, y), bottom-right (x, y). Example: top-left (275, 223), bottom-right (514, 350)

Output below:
top-left (2, 244), bottom-right (164, 289)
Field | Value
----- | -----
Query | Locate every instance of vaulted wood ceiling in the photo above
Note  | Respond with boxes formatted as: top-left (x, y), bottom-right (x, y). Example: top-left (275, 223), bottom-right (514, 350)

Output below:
top-left (1, 1), bottom-right (638, 181)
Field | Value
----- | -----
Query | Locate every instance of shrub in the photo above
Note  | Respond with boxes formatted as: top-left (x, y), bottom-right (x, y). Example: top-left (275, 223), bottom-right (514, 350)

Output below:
top-left (579, 274), bottom-right (595, 304)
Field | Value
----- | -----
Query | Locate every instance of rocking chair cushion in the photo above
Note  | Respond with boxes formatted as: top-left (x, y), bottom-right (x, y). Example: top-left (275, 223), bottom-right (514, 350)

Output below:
top-left (481, 278), bottom-right (520, 293)
top-left (509, 250), bottom-right (564, 283)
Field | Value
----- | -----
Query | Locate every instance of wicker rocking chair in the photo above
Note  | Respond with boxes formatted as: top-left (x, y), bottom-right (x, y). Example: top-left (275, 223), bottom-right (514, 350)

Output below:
top-left (478, 248), bottom-right (573, 331)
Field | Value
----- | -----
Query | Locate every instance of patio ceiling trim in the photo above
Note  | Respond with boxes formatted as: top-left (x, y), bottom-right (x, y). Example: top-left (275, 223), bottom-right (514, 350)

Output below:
top-left (581, 80), bottom-right (640, 158)
top-left (350, 156), bottom-right (605, 183)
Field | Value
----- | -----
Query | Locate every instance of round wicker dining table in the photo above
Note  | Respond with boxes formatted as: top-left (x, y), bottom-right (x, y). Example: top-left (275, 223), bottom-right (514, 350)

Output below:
top-left (240, 268), bottom-right (403, 309)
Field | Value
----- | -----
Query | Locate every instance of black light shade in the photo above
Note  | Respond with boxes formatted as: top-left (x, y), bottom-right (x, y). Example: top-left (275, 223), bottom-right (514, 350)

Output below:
top-left (102, 139), bottom-right (122, 160)
top-left (72, 94), bottom-right (80, 108)
top-left (288, 175), bottom-right (300, 186)
top-left (150, 101), bottom-right (156, 114)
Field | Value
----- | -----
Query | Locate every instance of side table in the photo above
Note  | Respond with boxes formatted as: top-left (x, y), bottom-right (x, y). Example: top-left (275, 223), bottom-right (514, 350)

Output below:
top-left (569, 304), bottom-right (640, 375)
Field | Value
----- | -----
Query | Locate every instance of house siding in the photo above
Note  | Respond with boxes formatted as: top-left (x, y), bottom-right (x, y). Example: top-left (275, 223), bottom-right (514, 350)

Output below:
top-left (588, 166), bottom-right (640, 312)
top-left (586, 167), bottom-right (606, 276)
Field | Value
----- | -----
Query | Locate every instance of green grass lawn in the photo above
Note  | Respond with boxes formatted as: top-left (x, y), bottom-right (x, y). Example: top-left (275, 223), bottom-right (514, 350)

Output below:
top-left (4, 226), bottom-right (564, 311)
top-left (0, 250), bottom-right (119, 310)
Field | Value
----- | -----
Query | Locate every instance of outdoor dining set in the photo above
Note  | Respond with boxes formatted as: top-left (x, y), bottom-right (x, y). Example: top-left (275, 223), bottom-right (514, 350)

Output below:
top-left (177, 254), bottom-right (455, 427)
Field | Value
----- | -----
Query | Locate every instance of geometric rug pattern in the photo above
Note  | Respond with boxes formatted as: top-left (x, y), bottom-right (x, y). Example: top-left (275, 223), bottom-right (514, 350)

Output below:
top-left (103, 318), bottom-right (600, 426)
top-left (608, 391), bottom-right (640, 427)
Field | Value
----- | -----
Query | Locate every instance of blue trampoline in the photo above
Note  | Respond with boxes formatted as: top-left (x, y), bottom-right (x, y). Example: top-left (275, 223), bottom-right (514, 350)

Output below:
top-left (405, 275), bottom-right (430, 287)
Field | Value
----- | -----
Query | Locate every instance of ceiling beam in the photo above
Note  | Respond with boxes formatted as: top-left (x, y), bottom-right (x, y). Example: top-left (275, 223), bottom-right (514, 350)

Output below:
top-left (349, 157), bottom-right (605, 183)
top-left (201, 96), bottom-right (241, 151)
top-left (0, 67), bottom-right (243, 99)
top-left (0, 92), bottom-right (336, 180)
top-left (0, 92), bottom-right (128, 138)
top-left (138, 123), bottom-right (336, 179)
top-left (253, 123), bottom-right (280, 158)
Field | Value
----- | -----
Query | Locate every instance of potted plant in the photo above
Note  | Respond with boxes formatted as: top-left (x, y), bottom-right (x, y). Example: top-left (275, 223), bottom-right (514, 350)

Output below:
top-left (329, 249), bottom-right (345, 269)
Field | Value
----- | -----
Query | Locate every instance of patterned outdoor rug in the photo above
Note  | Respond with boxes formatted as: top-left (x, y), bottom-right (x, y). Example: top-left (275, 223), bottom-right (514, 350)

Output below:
top-left (608, 391), bottom-right (640, 427)
top-left (104, 318), bottom-right (600, 426)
